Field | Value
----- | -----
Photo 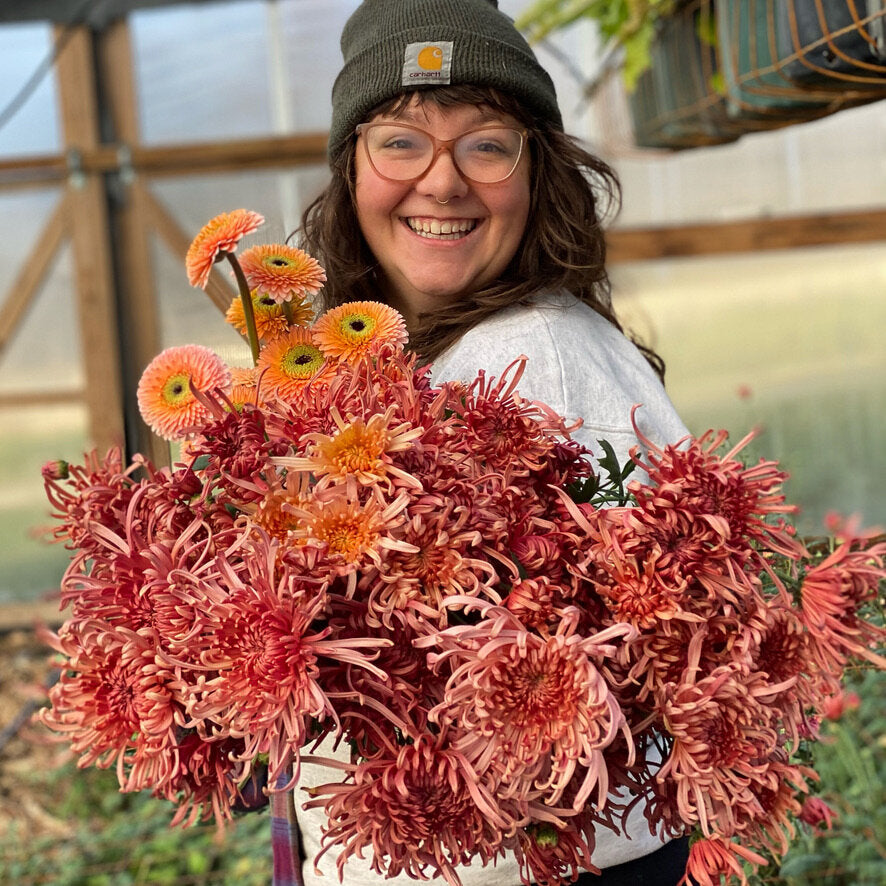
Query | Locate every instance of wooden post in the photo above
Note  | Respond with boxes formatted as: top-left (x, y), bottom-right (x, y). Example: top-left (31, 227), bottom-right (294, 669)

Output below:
top-left (95, 18), bottom-right (168, 464)
top-left (54, 24), bottom-right (125, 453)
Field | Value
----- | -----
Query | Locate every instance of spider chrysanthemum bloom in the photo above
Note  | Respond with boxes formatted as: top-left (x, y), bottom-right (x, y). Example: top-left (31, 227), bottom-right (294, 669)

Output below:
top-left (657, 665), bottom-right (780, 835)
top-left (678, 835), bottom-right (767, 886)
top-left (311, 301), bottom-right (408, 364)
top-left (180, 535), bottom-right (388, 785)
top-left (288, 490), bottom-right (417, 590)
top-left (39, 623), bottom-right (181, 793)
top-left (629, 409), bottom-right (804, 562)
top-left (446, 358), bottom-right (566, 476)
top-left (515, 819), bottom-right (599, 886)
top-left (423, 605), bottom-right (635, 810)
top-left (798, 530), bottom-right (886, 676)
top-left (308, 732), bottom-right (509, 883)
top-left (256, 325), bottom-right (333, 402)
top-left (274, 405), bottom-right (423, 491)
top-left (137, 345), bottom-right (231, 440)
top-left (185, 209), bottom-right (264, 288)
top-left (159, 734), bottom-right (248, 828)
top-left (226, 289), bottom-right (311, 342)
top-left (238, 243), bottom-right (326, 304)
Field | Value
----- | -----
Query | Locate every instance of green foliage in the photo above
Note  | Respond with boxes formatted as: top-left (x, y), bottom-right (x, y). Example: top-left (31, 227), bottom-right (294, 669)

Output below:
top-left (776, 667), bottom-right (886, 886)
top-left (0, 762), bottom-right (271, 885)
top-left (516, 0), bottom-right (677, 87)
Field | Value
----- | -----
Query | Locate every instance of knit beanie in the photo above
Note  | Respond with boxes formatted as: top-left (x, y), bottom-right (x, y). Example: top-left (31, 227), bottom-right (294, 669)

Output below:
top-left (328, 0), bottom-right (562, 161)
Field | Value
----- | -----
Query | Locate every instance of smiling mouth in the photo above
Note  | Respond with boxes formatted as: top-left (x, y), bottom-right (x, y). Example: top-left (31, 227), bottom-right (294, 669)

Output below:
top-left (404, 217), bottom-right (478, 240)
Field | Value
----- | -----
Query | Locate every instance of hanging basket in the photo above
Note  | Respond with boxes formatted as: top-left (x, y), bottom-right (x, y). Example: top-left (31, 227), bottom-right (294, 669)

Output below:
top-left (629, 0), bottom-right (886, 149)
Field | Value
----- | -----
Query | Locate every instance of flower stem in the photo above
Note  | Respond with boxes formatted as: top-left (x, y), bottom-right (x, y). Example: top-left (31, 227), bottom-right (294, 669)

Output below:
top-left (227, 252), bottom-right (260, 365)
top-left (283, 300), bottom-right (295, 326)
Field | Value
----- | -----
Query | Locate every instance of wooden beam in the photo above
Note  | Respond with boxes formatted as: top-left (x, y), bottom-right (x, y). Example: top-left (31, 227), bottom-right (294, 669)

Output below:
top-left (607, 208), bottom-right (886, 262)
top-left (141, 186), bottom-right (238, 314)
top-left (0, 390), bottom-right (83, 408)
top-left (0, 193), bottom-right (69, 352)
top-left (0, 133), bottom-right (329, 189)
top-left (55, 25), bottom-right (125, 453)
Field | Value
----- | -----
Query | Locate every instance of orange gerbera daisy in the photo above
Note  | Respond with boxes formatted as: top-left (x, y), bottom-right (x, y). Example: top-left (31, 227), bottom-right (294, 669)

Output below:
top-left (225, 289), bottom-right (312, 342)
top-left (238, 243), bottom-right (326, 304)
top-left (311, 301), bottom-right (407, 364)
top-left (185, 209), bottom-right (264, 289)
top-left (137, 345), bottom-right (230, 440)
top-left (256, 326), bottom-right (332, 402)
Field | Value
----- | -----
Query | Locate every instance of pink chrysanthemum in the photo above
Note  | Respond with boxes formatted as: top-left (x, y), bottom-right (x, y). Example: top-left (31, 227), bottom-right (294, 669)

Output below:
top-left (678, 835), bottom-right (767, 886)
top-left (274, 405), bottom-right (422, 492)
top-left (177, 534), bottom-right (388, 785)
top-left (311, 301), bottom-right (408, 364)
top-left (137, 345), bottom-right (231, 440)
top-left (39, 623), bottom-right (181, 793)
top-left (657, 665), bottom-right (780, 835)
top-left (798, 527), bottom-right (886, 677)
top-left (422, 604), bottom-right (635, 810)
top-left (238, 243), bottom-right (326, 304)
top-left (185, 209), bottom-right (264, 288)
top-left (307, 732), bottom-right (510, 883)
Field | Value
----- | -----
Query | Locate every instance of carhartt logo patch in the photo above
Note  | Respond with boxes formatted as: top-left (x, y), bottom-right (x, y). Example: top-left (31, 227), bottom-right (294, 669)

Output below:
top-left (402, 41), bottom-right (453, 86)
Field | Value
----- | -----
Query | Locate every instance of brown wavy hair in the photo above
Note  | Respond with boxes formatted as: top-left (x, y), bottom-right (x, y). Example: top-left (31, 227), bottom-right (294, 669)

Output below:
top-left (298, 84), bottom-right (664, 380)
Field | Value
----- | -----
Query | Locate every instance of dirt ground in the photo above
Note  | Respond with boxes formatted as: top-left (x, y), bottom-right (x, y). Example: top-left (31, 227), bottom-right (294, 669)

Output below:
top-left (0, 623), bottom-right (74, 841)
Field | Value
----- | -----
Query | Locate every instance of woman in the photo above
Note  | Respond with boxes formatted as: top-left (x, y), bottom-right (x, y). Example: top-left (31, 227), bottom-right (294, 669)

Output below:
top-left (283, 1), bottom-right (692, 884)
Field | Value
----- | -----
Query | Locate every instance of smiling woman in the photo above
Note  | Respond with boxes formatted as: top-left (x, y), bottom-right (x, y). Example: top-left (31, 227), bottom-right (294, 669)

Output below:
top-left (291, 2), bottom-right (692, 885)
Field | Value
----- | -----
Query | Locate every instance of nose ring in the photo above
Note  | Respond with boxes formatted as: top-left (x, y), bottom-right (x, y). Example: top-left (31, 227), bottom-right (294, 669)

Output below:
top-left (435, 197), bottom-right (450, 205)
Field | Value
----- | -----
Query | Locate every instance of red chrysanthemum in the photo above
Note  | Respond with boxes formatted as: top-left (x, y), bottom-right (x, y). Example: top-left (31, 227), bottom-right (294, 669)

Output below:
top-left (678, 835), bottom-right (767, 886)
top-left (39, 622), bottom-right (182, 793)
top-left (422, 604), bottom-right (635, 810)
top-left (657, 665), bottom-right (781, 835)
top-left (307, 732), bottom-right (510, 883)
top-left (798, 527), bottom-right (886, 679)
top-left (137, 345), bottom-right (231, 440)
top-left (185, 209), bottom-right (264, 288)
top-left (175, 535), bottom-right (388, 785)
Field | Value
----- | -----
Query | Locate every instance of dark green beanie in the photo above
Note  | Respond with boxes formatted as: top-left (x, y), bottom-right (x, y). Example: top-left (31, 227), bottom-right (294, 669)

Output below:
top-left (328, 0), bottom-right (562, 162)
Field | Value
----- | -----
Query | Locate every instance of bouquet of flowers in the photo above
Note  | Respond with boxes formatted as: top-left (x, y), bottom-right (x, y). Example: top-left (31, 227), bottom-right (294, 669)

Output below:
top-left (38, 210), bottom-right (885, 886)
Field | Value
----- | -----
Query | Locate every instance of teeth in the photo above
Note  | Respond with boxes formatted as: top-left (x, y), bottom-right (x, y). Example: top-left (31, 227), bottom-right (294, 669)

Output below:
top-left (405, 218), bottom-right (476, 239)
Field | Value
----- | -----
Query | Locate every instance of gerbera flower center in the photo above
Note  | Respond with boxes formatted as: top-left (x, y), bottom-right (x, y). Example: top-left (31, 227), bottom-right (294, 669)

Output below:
top-left (281, 344), bottom-right (325, 377)
top-left (161, 372), bottom-right (193, 408)
top-left (340, 313), bottom-right (375, 341)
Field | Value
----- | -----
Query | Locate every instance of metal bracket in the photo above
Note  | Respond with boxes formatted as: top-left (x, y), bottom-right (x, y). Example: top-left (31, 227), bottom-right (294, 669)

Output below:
top-left (65, 148), bottom-right (86, 189)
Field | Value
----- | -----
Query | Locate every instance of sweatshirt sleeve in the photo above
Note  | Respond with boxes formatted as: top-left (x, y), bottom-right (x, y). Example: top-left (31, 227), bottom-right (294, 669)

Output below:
top-left (431, 294), bottom-right (689, 473)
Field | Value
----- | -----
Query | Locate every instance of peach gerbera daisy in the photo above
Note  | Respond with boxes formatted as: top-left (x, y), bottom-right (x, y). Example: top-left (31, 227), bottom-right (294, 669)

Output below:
top-left (238, 243), bottom-right (326, 304)
top-left (311, 301), bottom-right (407, 364)
top-left (225, 290), bottom-right (308, 343)
top-left (256, 326), bottom-right (333, 403)
top-left (137, 345), bottom-right (231, 440)
top-left (185, 209), bottom-right (264, 289)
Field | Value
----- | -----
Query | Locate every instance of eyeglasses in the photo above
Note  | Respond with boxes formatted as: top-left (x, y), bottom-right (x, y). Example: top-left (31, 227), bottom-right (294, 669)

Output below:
top-left (355, 121), bottom-right (529, 185)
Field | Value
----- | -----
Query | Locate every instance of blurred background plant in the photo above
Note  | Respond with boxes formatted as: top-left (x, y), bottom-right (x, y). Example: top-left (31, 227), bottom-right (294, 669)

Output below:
top-left (516, 0), bottom-right (677, 86)
top-left (0, 758), bottom-right (271, 885)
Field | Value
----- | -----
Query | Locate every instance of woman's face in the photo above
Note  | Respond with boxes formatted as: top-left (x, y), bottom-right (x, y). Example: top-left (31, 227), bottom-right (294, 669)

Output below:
top-left (353, 98), bottom-right (531, 326)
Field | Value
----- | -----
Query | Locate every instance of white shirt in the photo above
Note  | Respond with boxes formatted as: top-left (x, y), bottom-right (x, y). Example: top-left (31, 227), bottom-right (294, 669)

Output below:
top-left (296, 292), bottom-right (689, 884)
